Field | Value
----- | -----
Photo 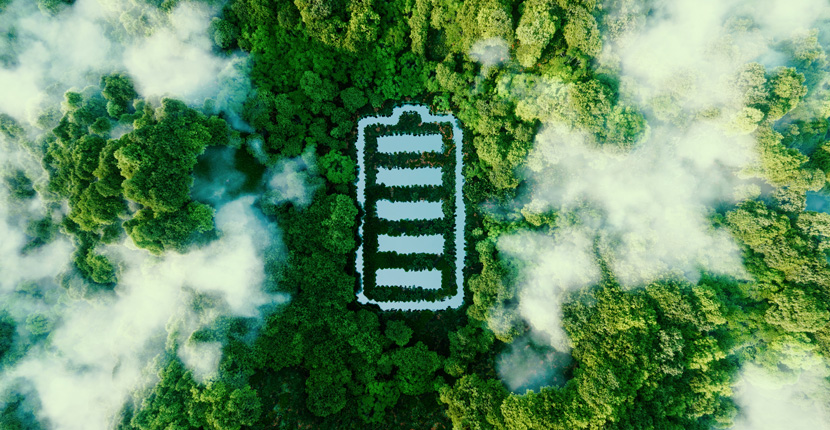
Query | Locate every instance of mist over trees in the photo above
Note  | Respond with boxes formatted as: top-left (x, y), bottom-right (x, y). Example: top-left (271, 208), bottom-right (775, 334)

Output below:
top-left (40, 75), bottom-right (235, 288)
top-left (1, 0), bottom-right (830, 429)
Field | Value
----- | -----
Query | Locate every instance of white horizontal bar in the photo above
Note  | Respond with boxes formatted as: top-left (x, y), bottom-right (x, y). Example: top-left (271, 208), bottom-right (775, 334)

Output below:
top-left (376, 200), bottom-right (443, 221)
top-left (376, 167), bottom-right (442, 187)
top-left (377, 234), bottom-right (444, 254)
top-left (377, 133), bottom-right (442, 153)
top-left (375, 269), bottom-right (442, 290)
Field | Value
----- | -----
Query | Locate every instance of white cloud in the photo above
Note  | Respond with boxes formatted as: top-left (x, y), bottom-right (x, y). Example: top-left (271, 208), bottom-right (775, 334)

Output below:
top-left (496, 336), bottom-right (570, 394)
top-left (0, 2), bottom-right (286, 428)
top-left (470, 37), bottom-right (510, 68)
top-left (732, 363), bottom-right (830, 430)
top-left (2, 196), bottom-right (287, 430)
top-left (123, 3), bottom-right (225, 105)
top-left (0, 0), bottom-right (250, 126)
top-left (493, 0), bottom-right (828, 356)
top-left (499, 228), bottom-right (600, 350)
top-left (265, 147), bottom-right (319, 208)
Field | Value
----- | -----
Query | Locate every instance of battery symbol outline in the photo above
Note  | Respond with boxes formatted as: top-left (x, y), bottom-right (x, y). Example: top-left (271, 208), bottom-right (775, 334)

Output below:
top-left (355, 104), bottom-right (465, 311)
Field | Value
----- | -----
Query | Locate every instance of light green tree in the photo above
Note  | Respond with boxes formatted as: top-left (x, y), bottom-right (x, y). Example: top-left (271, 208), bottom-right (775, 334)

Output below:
top-left (515, 0), bottom-right (557, 67)
top-left (384, 320), bottom-right (413, 347)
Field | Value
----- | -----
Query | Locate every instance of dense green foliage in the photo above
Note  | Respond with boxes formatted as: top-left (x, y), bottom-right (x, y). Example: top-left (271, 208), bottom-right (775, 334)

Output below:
top-left (0, 393), bottom-right (42, 430)
top-left (127, 360), bottom-right (262, 430)
top-left (0, 314), bottom-right (14, 363)
top-left (3, 0), bottom-right (830, 429)
top-left (119, 0), bottom-right (830, 427)
top-left (2, 170), bottom-right (36, 200)
top-left (39, 75), bottom-right (235, 285)
top-left (110, 0), bottom-right (653, 426)
top-left (45, 82), bottom-right (230, 250)
top-left (499, 278), bottom-right (740, 429)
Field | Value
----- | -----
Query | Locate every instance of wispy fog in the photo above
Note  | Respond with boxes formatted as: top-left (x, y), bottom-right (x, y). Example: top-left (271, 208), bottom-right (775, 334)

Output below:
top-left (496, 336), bottom-right (570, 394)
top-left (0, 1), bottom-right (277, 428)
top-left (732, 361), bottom-right (830, 430)
top-left (123, 2), bottom-right (251, 117)
top-left (470, 37), bottom-right (510, 69)
top-left (0, 0), bottom-right (250, 127)
top-left (265, 147), bottom-right (319, 208)
top-left (485, 0), bottom-right (829, 356)
top-left (1, 191), bottom-right (287, 429)
top-left (0, 201), bottom-right (72, 294)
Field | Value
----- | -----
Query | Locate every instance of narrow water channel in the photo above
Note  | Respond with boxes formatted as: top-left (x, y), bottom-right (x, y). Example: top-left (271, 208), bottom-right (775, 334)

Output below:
top-left (355, 105), bottom-right (465, 311)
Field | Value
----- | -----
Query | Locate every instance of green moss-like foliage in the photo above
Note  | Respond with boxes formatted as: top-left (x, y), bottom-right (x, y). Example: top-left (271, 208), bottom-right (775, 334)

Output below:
top-left (93, 0), bottom-right (830, 429)
top-left (384, 320), bottom-right (413, 346)
top-left (45, 77), bottom-right (232, 258)
top-left (2, 170), bottom-right (36, 200)
top-left (0, 314), bottom-right (14, 363)
top-left (124, 202), bottom-right (215, 254)
top-left (318, 150), bottom-right (356, 184)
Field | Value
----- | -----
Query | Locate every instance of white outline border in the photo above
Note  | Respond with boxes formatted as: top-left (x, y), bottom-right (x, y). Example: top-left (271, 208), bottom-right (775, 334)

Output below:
top-left (355, 105), bottom-right (465, 311)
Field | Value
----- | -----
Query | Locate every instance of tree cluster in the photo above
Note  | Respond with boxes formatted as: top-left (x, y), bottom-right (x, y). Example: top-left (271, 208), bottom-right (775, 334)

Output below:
top-left (6, 0), bottom-right (829, 429)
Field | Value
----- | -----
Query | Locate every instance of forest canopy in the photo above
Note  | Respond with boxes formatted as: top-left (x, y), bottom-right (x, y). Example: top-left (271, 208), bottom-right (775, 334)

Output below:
top-left (0, 0), bottom-right (830, 429)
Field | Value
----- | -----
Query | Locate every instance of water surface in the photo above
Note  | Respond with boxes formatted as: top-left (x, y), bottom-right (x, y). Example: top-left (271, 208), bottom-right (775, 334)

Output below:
top-left (376, 200), bottom-right (443, 221)
top-left (377, 133), bottom-right (443, 153)
top-left (806, 191), bottom-right (830, 213)
top-left (376, 269), bottom-right (442, 290)
top-left (376, 167), bottom-right (442, 187)
top-left (377, 234), bottom-right (444, 254)
top-left (355, 105), bottom-right (465, 311)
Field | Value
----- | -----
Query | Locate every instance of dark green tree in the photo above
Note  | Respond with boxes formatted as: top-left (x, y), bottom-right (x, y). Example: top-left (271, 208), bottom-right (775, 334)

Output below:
top-left (318, 151), bottom-right (356, 184)
top-left (0, 313), bottom-right (14, 362)
top-left (384, 320), bottom-right (413, 347)
top-left (101, 73), bottom-right (138, 119)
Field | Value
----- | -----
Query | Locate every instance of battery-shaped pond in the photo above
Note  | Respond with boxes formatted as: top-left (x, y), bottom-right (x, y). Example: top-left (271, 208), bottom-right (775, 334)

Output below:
top-left (355, 105), bottom-right (465, 311)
